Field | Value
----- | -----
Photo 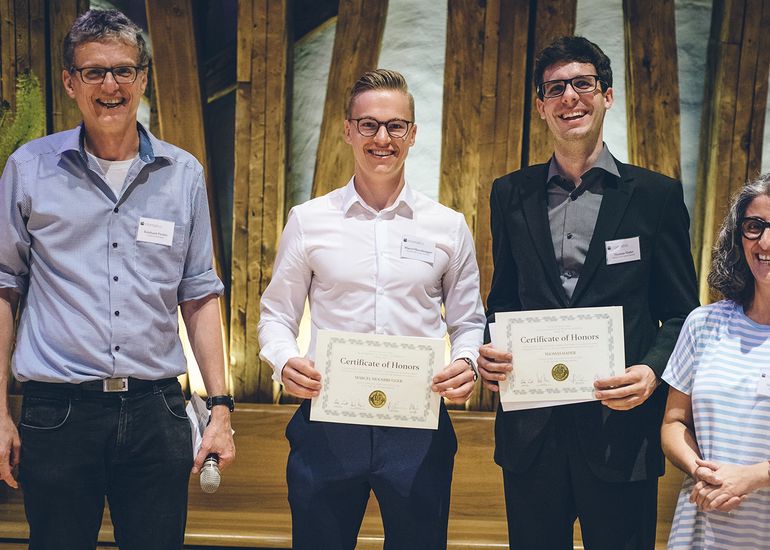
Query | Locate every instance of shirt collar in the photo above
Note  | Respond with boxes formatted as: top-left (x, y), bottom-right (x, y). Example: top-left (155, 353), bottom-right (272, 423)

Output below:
top-left (57, 122), bottom-right (173, 164)
top-left (341, 177), bottom-right (416, 217)
top-left (546, 143), bottom-right (620, 183)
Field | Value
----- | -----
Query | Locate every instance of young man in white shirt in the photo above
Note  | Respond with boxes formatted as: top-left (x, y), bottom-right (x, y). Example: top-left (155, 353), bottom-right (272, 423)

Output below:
top-left (258, 69), bottom-right (485, 550)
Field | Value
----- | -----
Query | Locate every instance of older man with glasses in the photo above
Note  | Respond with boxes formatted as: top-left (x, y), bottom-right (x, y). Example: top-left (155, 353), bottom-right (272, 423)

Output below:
top-left (0, 9), bottom-right (234, 550)
top-left (478, 36), bottom-right (699, 549)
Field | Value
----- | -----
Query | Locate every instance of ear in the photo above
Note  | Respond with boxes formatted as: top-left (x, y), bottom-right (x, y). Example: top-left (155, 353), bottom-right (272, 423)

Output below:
top-left (536, 97), bottom-right (546, 120)
top-left (407, 123), bottom-right (417, 146)
top-left (603, 87), bottom-right (614, 109)
top-left (343, 119), bottom-right (353, 145)
top-left (137, 68), bottom-right (149, 95)
top-left (62, 69), bottom-right (76, 99)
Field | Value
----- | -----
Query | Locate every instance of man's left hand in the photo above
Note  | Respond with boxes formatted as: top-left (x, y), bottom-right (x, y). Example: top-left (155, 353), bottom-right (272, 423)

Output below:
top-left (593, 364), bottom-right (658, 411)
top-left (431, 359), bottom-right (476, 403)
top-left (193, 407), bottom-right (235, 474)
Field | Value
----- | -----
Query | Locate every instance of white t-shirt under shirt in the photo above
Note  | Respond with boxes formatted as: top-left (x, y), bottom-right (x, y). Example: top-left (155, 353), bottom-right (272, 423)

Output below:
top-left (86, 151), bottom-right (137, 196)
top-left (663, 300), bottom-right (770, 549)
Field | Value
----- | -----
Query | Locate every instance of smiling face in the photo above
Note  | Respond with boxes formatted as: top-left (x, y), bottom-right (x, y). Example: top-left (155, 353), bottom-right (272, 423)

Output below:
top-left (344, 89), bottom-right (416, 186)
top-left (62, 39), bottom-right (147, 140)
top-left (536, 61), bottom-right (613, 147)
top-left (742, 195), bottom-right (770, 293)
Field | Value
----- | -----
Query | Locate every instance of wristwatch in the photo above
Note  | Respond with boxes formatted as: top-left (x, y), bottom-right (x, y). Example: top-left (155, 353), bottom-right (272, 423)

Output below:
top-left (206, 394), bottom-right (235, 412)
top-left (461, 357), bottom-right (479, 382)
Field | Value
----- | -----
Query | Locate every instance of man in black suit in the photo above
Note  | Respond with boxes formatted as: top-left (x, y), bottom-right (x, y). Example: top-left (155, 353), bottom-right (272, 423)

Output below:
top-left (478, 36), bottom-right (699, 550)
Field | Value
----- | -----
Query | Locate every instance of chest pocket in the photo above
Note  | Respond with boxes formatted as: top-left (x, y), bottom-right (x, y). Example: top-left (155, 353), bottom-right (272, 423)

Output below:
top-left (133, 223), bottom-right (186, 283)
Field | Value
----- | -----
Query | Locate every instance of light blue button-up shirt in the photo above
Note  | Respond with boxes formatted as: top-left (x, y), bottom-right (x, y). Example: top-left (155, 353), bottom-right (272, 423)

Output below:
top-left (0, 124), bottom-right (224, 383)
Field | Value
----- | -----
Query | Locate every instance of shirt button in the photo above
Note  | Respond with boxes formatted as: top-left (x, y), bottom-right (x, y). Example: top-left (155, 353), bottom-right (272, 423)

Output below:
top-left (377, 288), bottom-right (385, 295)
top-left (114, 345), bottom-right (120, 351)
top-left (567, 233), bottom-right (573, 240)
top-left (114, 311), bottom-right (120, 316)
top-left (113, 207), bottom-right (119, 213)
top-left (112, 242), bottom-right (118, 248)
top-left (113, 276), bottom-right (119, 282)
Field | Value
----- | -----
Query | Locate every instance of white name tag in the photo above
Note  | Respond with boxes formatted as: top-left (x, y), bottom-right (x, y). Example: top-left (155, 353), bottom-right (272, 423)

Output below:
top-left (400, 235), bottom-right (435, 263)
top-left (605, 236), bottom-right (641, 265)
top-left (136, 217), bottom-right (175, 247)
top-left (758, 369), bottom-right (770, 397)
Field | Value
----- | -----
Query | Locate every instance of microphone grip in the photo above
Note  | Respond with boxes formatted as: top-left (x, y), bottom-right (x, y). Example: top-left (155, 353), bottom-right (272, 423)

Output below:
top-left (200, 453), bottom-right (221, 494)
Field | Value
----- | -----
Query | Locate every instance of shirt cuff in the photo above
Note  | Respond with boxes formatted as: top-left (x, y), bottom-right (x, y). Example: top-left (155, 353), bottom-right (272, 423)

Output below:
top-left (260, 346), bottom-right (301, 385)
top-left (0, 272), bottom-right (27, 294)
top-left (177, 268), bottom-right (224, 303)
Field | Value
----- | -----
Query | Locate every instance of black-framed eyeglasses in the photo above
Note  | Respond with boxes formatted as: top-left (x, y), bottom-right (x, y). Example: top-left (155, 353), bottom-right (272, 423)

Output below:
top-left (348, 117), bottom-right (413, 139)
top-left (739, 216), bottom-right (770, 240)
top-left (70, 65), bottom-right (146, 85)
top-left (537, 75), bottom-right (606, 99)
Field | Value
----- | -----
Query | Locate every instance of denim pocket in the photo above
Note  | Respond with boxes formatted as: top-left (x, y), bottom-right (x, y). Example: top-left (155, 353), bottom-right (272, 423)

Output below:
top-left (160, 384), bottom-right (190, 421)
top-left (20, 395), bottom-right (72, 430)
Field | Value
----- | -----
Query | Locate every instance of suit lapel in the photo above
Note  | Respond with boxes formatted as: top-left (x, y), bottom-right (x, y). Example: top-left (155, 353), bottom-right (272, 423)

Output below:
top-left (519, 165), bottom-right (569, 307)
top-left (570, 160), bottom-right (637, 304)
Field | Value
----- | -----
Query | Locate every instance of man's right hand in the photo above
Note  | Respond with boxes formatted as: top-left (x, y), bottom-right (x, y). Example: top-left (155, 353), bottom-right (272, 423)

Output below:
top-left (0, 414), bottom-right (20, 489)
top-left (477, 343), bottom-right (512, 392)
top-left (281, 357), bottom-right (322, 399)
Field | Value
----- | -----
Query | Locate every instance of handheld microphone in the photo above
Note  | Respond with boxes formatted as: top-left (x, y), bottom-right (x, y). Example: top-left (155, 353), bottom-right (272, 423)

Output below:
top-left (200, 453), bottom-right (221, 494)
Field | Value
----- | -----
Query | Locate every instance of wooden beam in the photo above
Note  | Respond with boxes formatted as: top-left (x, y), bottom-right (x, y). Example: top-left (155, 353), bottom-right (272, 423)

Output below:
top-left (310, 0), bottom-right (388, 199)
top-left (692, 0), bottom-right (770, 302)
top-left (623, 0), bottom-right (681, 180)
top-left (49, 0), bottom-right (89, 132)
top-left (526, 0), bottom-right (577, 166)
top-left (230, 0), bottom-right (290, 402)
top-left (145, 0), bottom-right (230, 389)
top-left (0, 0), bottom-right (15, 107)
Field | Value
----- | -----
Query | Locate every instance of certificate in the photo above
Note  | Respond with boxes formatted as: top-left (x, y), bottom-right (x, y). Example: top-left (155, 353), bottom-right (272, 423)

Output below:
top-left (492, 306), bottom-right (625, 410)
top-left (309, 330), bottom-right (444, 429)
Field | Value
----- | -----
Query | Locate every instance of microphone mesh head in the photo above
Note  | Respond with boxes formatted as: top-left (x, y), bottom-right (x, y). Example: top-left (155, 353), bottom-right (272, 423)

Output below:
top-left (200, 464), bottom-right (221, 494)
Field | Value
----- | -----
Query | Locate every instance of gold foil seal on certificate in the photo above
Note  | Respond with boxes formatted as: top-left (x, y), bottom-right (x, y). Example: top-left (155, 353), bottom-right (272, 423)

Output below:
top-left (551, 363), bottom-right (569, 382)
top-left (368, 390), bottom-right (387, 408)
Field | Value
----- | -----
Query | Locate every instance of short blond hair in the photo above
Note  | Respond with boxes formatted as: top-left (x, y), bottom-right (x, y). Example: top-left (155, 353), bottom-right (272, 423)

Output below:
top-left (346, 69), bottom-right (414, 119)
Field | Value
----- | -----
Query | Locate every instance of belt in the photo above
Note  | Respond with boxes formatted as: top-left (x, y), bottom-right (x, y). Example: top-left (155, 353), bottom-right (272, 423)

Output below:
top-left (24, 377), bottom-right (177, 394)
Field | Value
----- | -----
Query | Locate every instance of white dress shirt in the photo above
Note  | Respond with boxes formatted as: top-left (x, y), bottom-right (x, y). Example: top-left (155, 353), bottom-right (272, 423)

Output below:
top-left (258, 178), bottom-right (485, 383)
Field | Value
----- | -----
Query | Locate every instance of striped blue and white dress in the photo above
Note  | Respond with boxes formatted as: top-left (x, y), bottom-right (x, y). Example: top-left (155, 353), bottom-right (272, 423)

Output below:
top-left (663, 300), bottom-right (770, 549)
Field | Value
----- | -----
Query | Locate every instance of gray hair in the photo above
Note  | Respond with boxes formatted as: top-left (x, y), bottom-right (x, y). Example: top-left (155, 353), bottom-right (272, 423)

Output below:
top-left (346, 69), bottom-right (414, 119)
top-left (62, 9), bottom-right (150, 70)
top-left (708, 173), bottom-right (770, 305)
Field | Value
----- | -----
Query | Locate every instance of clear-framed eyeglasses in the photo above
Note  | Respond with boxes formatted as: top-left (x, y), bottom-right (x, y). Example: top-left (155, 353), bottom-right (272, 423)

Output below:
top-left (537, 75), bottom-right (605, 99)
top-left (71, 65), bottom-right (146, 85)
top-left (348, 117), bottom-right (413, 139)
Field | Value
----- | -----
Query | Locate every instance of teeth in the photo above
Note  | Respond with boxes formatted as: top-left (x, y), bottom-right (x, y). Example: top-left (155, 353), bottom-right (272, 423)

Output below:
top-left (560, 111), bottom-right (586, 120)
top-left (370, 151), bottom-right (393, 157)
top-left (759, 255), bottom-right (770, 261)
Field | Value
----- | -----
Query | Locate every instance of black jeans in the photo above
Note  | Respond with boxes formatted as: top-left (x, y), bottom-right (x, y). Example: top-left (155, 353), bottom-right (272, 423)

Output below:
top-left (18, 378), bottom-right (193, 550)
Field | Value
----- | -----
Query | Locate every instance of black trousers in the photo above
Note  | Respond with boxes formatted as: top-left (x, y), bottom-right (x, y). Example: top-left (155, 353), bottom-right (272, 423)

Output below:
top-left (502, 409), bottom-right (658, 550)
top-left (286, 400), bottom-right (457, 550)
top-left (19, 378), bottom-right (193, 550)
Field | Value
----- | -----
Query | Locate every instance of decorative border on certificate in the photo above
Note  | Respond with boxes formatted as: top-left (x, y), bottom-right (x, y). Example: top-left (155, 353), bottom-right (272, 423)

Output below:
top-left (496, 306), bottom-right (625, 402)
top-left (309, 330), bottom-right (443, 429)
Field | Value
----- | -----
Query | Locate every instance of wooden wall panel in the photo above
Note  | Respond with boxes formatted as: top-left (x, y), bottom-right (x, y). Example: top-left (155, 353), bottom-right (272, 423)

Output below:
top-left (693, 0), bottom-right (770, 301)
top-left (310, 0), bottom-right (388, 198)
top-left (526, 0), bottom-right (577, 165)
top-left (231, 0), bottom-right (290, 402)
top-left (623, 0), bottom-right (681, 180)
top-left (0, 0), bottom-right (15, 106)
top-left (49, 0), bottom-right (89, 132)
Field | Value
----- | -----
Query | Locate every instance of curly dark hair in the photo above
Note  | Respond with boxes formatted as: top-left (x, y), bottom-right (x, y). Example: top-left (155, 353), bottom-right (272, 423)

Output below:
top-left (533, 36), bottom-right (612, 99)
top-left (708, 174), bottom-right (770, 305)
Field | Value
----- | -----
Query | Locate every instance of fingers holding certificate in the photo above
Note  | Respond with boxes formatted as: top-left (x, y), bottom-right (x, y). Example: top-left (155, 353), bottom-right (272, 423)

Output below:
top-left (309, 330), bottom-right (445, 429)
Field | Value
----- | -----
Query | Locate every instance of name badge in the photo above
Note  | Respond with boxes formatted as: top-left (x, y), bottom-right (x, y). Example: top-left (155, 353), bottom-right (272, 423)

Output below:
top-left (605, 236), bottom-right (641, 265)
top-left (401, 235), bottom-right (435, 264)
top-left (758, 369), bottom-right (770, 397)
top-left (136, 217), bottom-right (175, 247)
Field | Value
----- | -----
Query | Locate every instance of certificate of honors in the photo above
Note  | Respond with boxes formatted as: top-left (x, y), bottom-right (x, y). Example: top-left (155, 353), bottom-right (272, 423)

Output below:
top-left (493, 306), bottom-right (625, 409)
top-left (310, 330), bottom-right (444, 430)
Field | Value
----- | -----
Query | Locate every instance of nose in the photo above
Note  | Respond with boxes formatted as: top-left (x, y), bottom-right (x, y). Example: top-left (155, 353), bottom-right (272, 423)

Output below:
top-left (561, 82), bottom-right (580, 102)
top-left (101, 70), bottom-right (120, 91)
top-left (373, 123), bottom-right (391, 144)
top-left (759, 229), bottom-right (770, 249)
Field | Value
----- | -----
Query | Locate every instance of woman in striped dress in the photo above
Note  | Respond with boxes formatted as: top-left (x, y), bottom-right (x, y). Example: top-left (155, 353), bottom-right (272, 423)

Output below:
top-left (661, 175), bottom-right (770, 549)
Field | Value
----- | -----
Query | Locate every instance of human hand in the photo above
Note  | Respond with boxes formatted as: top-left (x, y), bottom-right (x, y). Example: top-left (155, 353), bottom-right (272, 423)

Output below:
top-left (477, 343), bottom-right (512, 392)
top-left (594, 364), bottom-right (658, 410)
top-left (0, 414), bottom-right (19, 489)
top-left (193, 407), bottom-right (236, 474)
top-left (432, 359), bottom-right (476, 403)
top-left (281, 357), bottom-right (322, 399)
top-left (689, 458), bottom-right (769, 512)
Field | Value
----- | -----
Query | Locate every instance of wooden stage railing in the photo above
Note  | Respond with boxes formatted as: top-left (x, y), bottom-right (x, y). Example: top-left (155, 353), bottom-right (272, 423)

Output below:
top-left (0, 398), bottom-right (680, 549)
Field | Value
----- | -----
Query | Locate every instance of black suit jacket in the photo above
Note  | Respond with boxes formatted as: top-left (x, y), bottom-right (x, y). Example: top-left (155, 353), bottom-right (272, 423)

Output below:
top-left (486, 159), bottom-right (699, 483)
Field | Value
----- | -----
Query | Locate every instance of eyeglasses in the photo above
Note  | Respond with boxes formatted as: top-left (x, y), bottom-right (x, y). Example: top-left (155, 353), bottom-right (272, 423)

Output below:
top-left (537, 75), bottom-right (605, 99)
top-left (739, 216), bottom-right (770, 240)
top-left (71, 66), bottom-right (146, 85)
top-left (348, 117), bottom-right (413, 139)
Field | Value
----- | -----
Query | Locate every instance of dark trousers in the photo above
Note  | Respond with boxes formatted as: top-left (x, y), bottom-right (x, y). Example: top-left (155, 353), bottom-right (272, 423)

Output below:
top-left (286, 400), bottom-right (457, 550)
top-left (501, 409), bottom-right (658, 550)
top-left (19, 378), bottom-right (193, 550)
